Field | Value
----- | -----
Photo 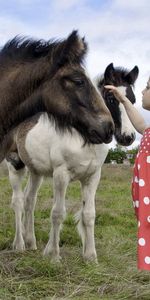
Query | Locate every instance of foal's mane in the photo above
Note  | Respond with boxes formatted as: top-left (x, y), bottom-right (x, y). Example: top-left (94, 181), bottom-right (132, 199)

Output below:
top-left (110, 67), bottom-right (136, 85)
top-left (99, 66), bottom-right (136, 87)
top-left (0, 31), bottom-right (87, 65)
top-left (0, 37), bottom-right (59, 61)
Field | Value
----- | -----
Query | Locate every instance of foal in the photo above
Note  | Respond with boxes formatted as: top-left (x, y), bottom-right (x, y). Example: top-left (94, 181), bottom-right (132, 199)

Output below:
top-left (6, 64), bottom-right (138, 263)
top-left (96, 62), bottom-right (139, 145)
top-left (0, 31), bottom-right (113, 161)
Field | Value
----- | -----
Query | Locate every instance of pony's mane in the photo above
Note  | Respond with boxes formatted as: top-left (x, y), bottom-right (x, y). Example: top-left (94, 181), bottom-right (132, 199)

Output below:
top-left (99, 67), bottom-right (135, 86)
top-left (112, 67), bottom-right (132, 80)
top-left (0, 36), bottom-right (60, 62)
top-left (0, 30), bottom-right (87, 67)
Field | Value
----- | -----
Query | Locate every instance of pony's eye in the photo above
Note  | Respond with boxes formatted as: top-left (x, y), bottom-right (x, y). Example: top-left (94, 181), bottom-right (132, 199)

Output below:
top-left (78, 101), bottom-right (87, 108)
top-left (73, 79), bottom-right (85, 86)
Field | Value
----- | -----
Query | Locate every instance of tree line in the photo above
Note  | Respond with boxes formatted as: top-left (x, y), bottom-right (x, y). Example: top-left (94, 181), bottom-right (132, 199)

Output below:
top-left (105, 145), bottom-right (138, 164)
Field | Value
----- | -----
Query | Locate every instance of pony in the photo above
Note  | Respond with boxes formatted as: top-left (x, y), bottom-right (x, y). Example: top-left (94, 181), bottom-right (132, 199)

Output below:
top-left (6, 63), bottom-right (139, 263)
top-left (96, 62), bottom-right (139, 146)
top-left (0, 30), bottom-right (113, 162)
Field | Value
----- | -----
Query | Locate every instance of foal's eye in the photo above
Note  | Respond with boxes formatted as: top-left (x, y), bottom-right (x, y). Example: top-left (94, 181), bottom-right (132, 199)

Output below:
top-left (73, 79), bottom-right (85, 87)
top-left (78, 101), bottom-right (87, 108)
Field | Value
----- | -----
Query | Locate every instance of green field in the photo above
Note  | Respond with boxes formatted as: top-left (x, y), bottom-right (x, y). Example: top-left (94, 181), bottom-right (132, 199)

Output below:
top-left (0, 164), bottom-right (150, 300)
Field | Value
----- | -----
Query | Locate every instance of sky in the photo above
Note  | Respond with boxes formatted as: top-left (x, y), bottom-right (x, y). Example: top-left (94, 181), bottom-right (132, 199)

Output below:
top-left (0, 0), bottom-right (149, 149)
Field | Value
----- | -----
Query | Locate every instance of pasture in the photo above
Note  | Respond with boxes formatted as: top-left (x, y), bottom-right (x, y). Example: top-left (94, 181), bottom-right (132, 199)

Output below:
top-left (0, 163), bottom-right (150, 299)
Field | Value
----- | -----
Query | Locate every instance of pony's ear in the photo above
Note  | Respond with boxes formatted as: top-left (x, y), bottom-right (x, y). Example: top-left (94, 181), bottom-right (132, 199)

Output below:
top-left (104, 63), bottom-right (115, 83)
top-left (125, 66), bottom-right (139, 84)
top-left (53, 30), bottom-right (88, 68)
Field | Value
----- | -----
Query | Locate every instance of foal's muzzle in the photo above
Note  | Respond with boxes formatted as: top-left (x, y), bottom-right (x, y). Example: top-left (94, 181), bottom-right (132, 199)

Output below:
top-left (115, 132), bottom-right (136, 146)
top-left (89, 120), bottom-right (114, 144)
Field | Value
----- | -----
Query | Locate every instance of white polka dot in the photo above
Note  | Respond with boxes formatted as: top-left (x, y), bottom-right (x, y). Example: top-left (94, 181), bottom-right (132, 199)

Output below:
top-left (138, 164), bottom-right (140, 170)
top-left (138, 221), bottom-right (140, 227)
top-left (139, 179), bottom-right (145, 187)
top-left (134, 176), bottom-right (139, 183)
top-left (135, 200), bottom-right (139, 208)
top-left (138, 238), bottom-right (146, 246)
top-left (133, 201), bottom-right (136, 208)
top-left (147, 216), bottom-right (150, 223)
top-left (147, 156), bottom-right (150, 163)
top-left (145, 256), bottom-right (150, 264)
top-left (143, 197), bottom-right (150, 205)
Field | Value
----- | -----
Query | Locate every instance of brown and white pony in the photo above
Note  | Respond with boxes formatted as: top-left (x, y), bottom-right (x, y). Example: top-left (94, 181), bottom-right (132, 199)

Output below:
top-left (6, 64), bottom-right (138, 263)
top-left (0, 31), bottom-right (113, 162)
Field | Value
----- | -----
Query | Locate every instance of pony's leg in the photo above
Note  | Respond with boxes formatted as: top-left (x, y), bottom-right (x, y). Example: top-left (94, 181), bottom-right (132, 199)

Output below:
top-left (7, 161), bottom-right (26, 251)
top-left (23, 172), bottom-right (43, 250)
top-left (43, 167), bottom-right (69, 262)
top-left (77, 170), bottom-right (101, 262)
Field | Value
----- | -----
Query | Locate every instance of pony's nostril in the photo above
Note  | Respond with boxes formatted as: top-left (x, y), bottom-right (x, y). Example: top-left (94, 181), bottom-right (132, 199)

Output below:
top-left (108, 126), bottom-right (114, 137)
top-left (126, 134), bottom-right (135, 144)
top-left (106, 123), bottom-right (114, 139)
top-left (102, 122), bottom-right (114, 143)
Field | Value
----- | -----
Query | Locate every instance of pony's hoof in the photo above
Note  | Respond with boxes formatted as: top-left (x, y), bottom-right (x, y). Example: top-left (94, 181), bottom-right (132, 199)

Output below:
top-left (83, 253), bottom-right (98, 264)
top-left (51, 255), bottom-right (62, 264)
top-left (43, 246), bottom-right (62, 263)
top-left (13, 239), bottom-right (25, 251)
top-left (25, 239), bottom-right (37, 250)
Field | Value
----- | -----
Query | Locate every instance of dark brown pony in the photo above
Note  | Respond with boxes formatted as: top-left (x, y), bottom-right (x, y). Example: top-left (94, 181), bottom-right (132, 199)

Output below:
top-left (0, 31), bottom-right (114, 162)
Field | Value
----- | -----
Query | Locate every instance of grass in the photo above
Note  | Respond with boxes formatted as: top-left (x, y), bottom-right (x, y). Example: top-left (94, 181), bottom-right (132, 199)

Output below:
top-left (0, 164), bottom-right (150, 299)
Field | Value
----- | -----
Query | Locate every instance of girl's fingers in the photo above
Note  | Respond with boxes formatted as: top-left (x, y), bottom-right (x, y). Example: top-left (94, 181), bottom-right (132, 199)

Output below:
top-left (104, 85), bottom-right (115, 89)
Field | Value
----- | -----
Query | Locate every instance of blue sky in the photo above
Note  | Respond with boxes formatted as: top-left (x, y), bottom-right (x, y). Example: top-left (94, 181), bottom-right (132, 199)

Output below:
top-left (0, 0), bottom-right (150, 148)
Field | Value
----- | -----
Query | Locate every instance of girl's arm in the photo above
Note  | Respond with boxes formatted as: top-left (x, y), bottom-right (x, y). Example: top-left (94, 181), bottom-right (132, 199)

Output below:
top-left (105, 85), bottom-right (147, 134)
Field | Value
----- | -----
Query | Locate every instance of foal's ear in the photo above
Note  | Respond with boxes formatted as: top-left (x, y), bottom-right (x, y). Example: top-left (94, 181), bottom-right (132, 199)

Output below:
top-left (104, 63), bottom-right (115, 83)
top-left (125, 66), bottom-right (139, 84)
top-left (54, 30), bottom-right (88, 67)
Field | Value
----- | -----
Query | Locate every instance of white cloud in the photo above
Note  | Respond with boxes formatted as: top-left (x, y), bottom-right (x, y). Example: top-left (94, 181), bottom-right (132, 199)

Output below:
top-left (51, 0), bottom-right (86, 10)
top-left (0, 16), bottom-right (30, 44)
top-left (114, 0), bottom-right (150, 10)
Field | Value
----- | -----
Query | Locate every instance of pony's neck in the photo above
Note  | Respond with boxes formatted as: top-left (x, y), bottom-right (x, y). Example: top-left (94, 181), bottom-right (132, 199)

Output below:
top-left (0, 92), bottom-right (46, 141)
top-left (0, 61), bottom-right (48, 110)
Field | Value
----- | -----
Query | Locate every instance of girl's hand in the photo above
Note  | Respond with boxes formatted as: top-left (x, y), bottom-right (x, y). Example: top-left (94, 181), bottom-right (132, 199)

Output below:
top-left (104, 85), bottom-right (127, 104)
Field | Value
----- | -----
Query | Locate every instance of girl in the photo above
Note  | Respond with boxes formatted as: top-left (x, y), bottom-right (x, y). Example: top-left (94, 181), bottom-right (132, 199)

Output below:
top-left (105, 79), bottom-right (150, 271)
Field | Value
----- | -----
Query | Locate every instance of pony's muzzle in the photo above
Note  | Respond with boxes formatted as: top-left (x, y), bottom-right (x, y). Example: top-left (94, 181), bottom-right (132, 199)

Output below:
top-left (90, 120), bottom-right (114, 144)
top-left (100, 120), bottom-right (114, 144)
top-left (115, 132), bottom-right (136, 146)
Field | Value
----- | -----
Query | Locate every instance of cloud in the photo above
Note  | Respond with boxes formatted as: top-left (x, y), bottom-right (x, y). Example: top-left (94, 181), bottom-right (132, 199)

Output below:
top-left (51, 0), bottom-right (87, 11)
top-left (114, 0), bottom-right (150, 10)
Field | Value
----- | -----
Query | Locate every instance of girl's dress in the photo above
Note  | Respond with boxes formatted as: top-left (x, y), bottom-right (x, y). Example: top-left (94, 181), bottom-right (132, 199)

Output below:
top-left (132, 127), bottom-right (150, 270)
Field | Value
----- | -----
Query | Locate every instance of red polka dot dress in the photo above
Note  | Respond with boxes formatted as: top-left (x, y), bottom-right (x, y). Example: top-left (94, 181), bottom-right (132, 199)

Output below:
top-left (132, 127), bottom-right (150, 270)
